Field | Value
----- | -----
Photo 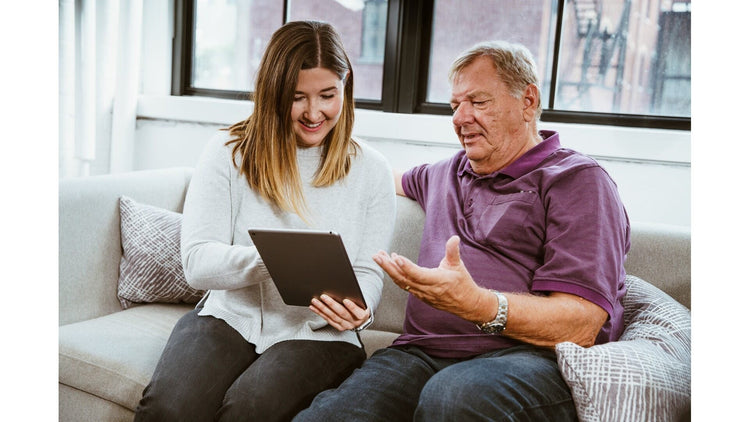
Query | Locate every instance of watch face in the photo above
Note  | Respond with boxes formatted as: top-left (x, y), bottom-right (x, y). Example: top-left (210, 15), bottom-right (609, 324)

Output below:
top-left (480, 323), bottom-right (505, 334)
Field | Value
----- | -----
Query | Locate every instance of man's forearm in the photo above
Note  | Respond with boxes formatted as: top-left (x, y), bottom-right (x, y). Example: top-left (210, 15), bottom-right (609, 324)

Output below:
top-left (502, 291), bottom-right (607, 348)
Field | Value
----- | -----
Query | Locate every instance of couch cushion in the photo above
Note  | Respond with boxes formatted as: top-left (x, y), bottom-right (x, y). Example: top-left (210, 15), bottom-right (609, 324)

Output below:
top-left (118, 196), bottom-right (205, 309)
top-left (359, 330), bottom-right (400, 357)
top-left (59, 383), bottom-right (135, 422)
top-left (555, 275), bottom-right (691, 422)
top-left (59, 304), bottom-right (193, 411)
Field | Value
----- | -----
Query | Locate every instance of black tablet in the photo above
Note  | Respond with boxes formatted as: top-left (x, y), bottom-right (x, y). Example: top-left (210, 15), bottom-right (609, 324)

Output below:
top-left (248, 228), bottom-right (367, 309)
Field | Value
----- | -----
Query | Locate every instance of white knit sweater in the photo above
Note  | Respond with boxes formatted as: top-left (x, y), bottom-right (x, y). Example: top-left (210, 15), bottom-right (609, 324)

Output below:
top-left (181, 131), bottom-right (396, 353)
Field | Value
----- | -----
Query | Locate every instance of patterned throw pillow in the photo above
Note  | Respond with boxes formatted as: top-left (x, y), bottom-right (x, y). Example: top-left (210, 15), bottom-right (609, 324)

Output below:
top-left (117, 196), bottom-right (205, 309)
top-left (555, 275), bottom-right (691, 422)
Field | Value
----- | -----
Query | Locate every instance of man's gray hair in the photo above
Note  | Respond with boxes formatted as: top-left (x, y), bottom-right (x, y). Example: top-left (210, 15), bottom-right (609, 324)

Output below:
top-left (449, 40), bottom-right (542, 120)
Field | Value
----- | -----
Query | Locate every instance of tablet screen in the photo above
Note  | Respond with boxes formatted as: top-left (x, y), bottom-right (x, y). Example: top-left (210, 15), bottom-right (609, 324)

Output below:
top-left (248, 228), bottom-right (367, 309)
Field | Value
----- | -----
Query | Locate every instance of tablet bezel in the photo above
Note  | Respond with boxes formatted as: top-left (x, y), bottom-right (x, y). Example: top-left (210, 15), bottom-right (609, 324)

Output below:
top-left (248, 228), bottom-right (367, 309)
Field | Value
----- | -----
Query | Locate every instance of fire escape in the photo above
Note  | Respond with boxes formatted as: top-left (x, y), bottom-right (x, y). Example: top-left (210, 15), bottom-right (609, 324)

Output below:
top-left (560, 0), bottom-right (632, 111)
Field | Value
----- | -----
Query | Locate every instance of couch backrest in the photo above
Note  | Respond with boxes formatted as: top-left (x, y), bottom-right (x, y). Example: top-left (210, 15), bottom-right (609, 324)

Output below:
top-left (59, 167), bottom-right (194, 326)
top-left (59, 167), bottom-right (690, 327)
top-left (624, 222), bottom-right (691, 308)
top-left (370, 198), bottom-right (422, 333)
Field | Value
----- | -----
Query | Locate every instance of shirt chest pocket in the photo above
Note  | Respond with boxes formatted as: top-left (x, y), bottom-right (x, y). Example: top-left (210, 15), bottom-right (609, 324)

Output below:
top-left (473, 191), bottom-right (540, 245)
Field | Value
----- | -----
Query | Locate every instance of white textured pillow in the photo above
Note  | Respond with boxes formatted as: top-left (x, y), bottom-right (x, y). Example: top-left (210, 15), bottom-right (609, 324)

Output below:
top-left (555, 275), bottom-right (691, 422)
top-left (117, 196), bottom-right (205, 309)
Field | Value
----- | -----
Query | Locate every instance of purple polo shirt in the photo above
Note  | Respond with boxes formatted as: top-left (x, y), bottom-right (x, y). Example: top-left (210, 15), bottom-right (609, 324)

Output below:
top-left (392, 131), bottom-right (630, 358)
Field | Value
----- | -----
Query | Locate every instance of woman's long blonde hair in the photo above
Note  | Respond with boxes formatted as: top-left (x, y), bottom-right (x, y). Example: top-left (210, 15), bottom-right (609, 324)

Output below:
top-left (225, 21), bottom-right (357, 218)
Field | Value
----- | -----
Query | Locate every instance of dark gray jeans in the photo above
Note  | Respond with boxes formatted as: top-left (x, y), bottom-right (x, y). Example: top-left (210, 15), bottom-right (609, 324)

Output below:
top-left (295, 344), bottom-right (577, 422)
top-left (134, 307), bottom-right (365, 422)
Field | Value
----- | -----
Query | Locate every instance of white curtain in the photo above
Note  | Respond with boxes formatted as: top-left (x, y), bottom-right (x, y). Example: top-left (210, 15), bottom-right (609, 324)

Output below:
top-left (59, 0), bottom-right (143, 178)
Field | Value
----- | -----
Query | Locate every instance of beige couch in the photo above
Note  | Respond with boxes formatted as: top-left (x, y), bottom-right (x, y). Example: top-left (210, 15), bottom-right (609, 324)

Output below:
top-left (59, 167), bottom-right (691, 421)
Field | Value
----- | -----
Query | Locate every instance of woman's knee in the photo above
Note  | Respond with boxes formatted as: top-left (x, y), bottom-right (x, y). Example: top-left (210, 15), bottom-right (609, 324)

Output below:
top-left (218, 340), bottom-right (364, 422)
top-left (135, 384), bottom-right (214, 422)
top-left (217, 389), bottom-right (275, 422)
top-left (134, 402), bottom-right (184, 422)
top-left (218, 382), bottom-right (316, 422)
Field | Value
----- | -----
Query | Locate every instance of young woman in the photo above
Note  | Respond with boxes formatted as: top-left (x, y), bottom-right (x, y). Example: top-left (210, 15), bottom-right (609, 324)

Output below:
top-left (134, 21), bottom-right (396, 422)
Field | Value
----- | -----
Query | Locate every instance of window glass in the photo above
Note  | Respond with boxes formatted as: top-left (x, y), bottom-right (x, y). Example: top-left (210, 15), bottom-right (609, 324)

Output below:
top-left (427, 0), bottom-right (557, 106)
top-left (186, 0), bottom-right (689, 126)
top-left (427, 0), bottom-right (690, 119)
top-left (192, 0), bottom-right (284, 92)
top-left (287, 0), bottom-right (388, 100)
top-left (192, 0), bottom-right (388, 101)
top-left (555, 0), bottom-right (691, 117)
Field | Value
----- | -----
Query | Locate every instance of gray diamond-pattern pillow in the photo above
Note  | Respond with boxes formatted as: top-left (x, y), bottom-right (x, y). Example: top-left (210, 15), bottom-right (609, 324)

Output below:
top-left (117, 196), bottom-right (205, 309)
top-left (555, 275), bottom-right (691, 422)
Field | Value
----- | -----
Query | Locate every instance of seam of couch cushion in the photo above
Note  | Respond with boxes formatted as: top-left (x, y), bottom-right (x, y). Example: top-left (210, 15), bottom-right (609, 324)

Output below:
top-left (59, 382), bottom-right (136, 421)
top-left (59, 352), bottom-right (144, 411)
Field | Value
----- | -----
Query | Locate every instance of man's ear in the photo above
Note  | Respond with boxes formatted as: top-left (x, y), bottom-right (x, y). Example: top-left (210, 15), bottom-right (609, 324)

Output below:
top-left (522, 84), bottom-right (540, 121)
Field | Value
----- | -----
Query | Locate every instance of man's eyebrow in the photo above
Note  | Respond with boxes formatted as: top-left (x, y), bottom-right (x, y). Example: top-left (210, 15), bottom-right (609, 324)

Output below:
top-left (450, 91), bottom-right (492, 103)
top-left (467, 91), bottom-right (492, 99)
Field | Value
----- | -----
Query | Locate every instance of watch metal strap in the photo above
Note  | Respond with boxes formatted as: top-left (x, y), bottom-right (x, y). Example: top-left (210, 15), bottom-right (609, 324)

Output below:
top-left (477, 290), bottom-right (508, 334)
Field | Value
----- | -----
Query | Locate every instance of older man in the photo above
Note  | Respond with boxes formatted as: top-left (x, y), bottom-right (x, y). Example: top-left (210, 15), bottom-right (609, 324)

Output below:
top-left (294, 40), bottom-right (630, 421)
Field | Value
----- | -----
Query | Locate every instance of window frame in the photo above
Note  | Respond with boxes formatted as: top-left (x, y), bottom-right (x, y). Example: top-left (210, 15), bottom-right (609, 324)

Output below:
top-left (171, 0), bottom-right (690, 130)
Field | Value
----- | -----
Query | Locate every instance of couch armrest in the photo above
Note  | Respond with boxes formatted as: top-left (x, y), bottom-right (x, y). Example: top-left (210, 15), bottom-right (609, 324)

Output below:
top-left (59, 167), bottom-right (193, 326)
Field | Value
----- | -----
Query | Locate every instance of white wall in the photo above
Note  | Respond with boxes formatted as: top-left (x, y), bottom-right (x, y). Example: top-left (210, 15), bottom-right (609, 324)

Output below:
top-left (133, 105), bottom-right (691, 228)
top-left (360, 136), bottom-right (691, 228)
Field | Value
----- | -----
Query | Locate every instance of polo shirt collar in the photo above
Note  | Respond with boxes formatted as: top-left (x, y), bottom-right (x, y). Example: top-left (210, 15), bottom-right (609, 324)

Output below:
top-left (458, 130), bottom-right (560, 179)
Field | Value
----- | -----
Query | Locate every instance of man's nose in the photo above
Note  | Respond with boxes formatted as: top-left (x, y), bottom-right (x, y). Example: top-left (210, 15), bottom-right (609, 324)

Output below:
top-left (452, 102), bottom-right (473, 126)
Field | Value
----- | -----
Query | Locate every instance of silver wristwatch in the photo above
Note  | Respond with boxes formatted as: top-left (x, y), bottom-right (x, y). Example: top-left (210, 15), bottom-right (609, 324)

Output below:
top-left (476, 290), bottom-right (508, 334)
